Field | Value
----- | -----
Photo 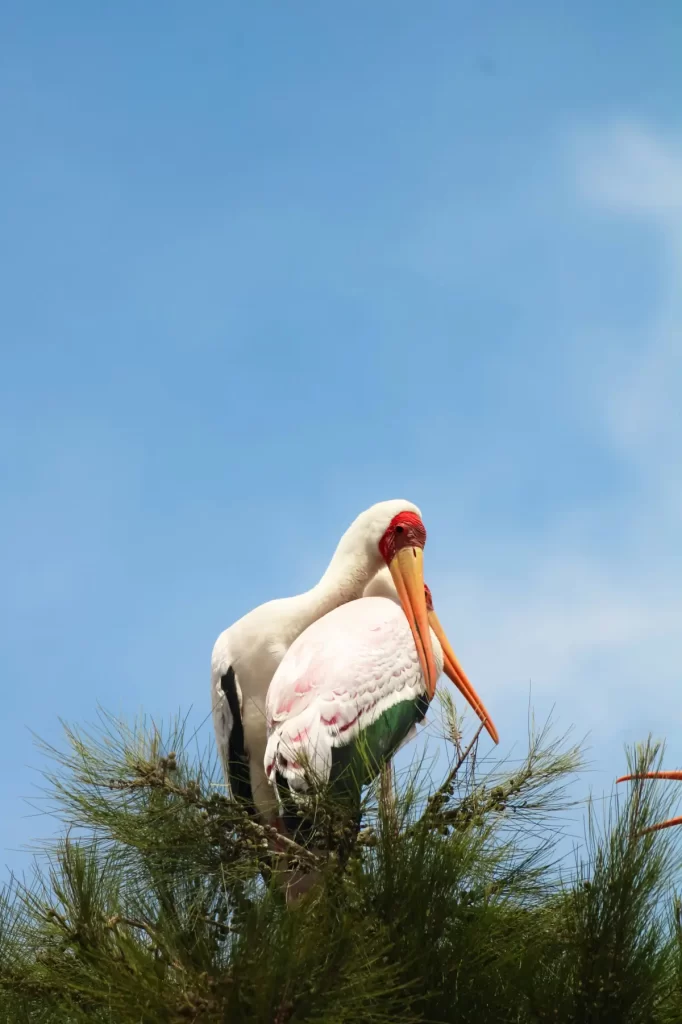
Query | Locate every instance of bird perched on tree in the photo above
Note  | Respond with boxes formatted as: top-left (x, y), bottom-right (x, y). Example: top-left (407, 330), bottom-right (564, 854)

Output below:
top-left (211, 499), bottom-right (443, 823)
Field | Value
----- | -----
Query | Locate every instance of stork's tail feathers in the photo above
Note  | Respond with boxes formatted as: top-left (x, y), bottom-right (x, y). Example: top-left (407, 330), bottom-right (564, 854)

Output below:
top-left (265, 711), bottom-right (335, 796)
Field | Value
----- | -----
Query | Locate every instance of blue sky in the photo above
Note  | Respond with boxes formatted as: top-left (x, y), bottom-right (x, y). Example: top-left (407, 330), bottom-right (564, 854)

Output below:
top-left (2, 1), bottom-right (682, 877)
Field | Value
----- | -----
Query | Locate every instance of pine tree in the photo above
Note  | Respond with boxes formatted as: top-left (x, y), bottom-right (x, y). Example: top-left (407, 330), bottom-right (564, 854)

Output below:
top-left (2, 703), bottom-right (682, 1023)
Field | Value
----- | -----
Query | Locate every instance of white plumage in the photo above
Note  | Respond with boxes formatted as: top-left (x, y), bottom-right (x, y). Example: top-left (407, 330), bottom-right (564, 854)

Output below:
top-left (264, 594), bottom-right (444, 796)
top-left (211, 499), bottom-right (425, 821)
top-left (264, 562), bottom-right (498, 813)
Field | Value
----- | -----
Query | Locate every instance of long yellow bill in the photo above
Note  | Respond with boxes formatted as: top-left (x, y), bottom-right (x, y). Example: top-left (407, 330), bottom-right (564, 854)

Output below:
top-left (387, 547), bottom-right (438, 700)
top-left (617, 771), bottom-right (682, 834)
top-left (387, 550), bottom-right (499, 744)
top-left (427, 606), bottom-right (499, 745)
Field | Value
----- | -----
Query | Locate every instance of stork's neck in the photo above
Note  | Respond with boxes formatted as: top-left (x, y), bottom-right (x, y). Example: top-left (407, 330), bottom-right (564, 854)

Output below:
top-left (284, 541), bottom-right (381, 644)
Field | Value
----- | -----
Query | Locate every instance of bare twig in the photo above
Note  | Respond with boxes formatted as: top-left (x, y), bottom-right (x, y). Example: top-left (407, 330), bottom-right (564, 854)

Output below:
top-left (422, 720), bottom-right (486, 823)
top-left (379, 762), bottom-right (397, 836)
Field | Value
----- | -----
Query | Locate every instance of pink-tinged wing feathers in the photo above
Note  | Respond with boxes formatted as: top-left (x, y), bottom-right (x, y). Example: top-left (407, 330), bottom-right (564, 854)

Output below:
top-left (264, 597), bottom-right (442, 794)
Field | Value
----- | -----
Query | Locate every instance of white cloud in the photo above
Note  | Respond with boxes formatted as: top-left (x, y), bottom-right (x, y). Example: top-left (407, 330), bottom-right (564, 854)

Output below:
top-left (427, 121), bottom-right (682, 784)
top-left (576, 120), bottom-right (682, 218)
top-left (434, 558), bottom-right (682, 713)
top-left (575, 120), bottom-right (682, 479)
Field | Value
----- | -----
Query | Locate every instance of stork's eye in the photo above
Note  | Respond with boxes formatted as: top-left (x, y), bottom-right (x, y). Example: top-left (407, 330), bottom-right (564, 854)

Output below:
top-left (395, 525), bottom-right (404, 534)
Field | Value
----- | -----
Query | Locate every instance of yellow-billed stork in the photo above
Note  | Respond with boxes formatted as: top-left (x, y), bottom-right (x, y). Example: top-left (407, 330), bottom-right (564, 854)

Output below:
top-left (211, 500), bottom-right (440, 822)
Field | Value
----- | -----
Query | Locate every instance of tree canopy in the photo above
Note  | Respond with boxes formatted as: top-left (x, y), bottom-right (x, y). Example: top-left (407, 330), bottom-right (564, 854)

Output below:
top-left (2, 701), bottom-right (682, 1023)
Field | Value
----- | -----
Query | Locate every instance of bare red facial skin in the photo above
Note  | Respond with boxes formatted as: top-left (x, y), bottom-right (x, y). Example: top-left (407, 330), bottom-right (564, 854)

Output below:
top-left (424, 583), bottom-right (434, 612)
top-left (378, 511), bottom-right (427, 564)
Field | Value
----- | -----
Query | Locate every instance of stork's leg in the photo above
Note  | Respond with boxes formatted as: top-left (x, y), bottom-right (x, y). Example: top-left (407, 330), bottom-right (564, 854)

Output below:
top-left (379, 761), bottom-right (397, 834)
top-left (380, 760), bottom-right (394, 805)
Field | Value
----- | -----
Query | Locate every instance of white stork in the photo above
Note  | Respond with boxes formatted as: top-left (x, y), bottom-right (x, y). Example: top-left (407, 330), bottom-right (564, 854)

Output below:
top-left (264, 566), bottom-right (498, 829)
top-left (211, 499), bottom-right (437, 823)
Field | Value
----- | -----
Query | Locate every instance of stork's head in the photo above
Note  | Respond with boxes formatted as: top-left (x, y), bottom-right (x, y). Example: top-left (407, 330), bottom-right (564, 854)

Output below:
top-left (350, 501), bottom-right (435, 702)
top-left (347, 502), bottom-right (498, 744)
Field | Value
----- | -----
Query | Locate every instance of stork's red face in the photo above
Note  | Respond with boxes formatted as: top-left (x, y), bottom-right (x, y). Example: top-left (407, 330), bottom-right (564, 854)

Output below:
top-left (378, 514), bottom-right (498, 744)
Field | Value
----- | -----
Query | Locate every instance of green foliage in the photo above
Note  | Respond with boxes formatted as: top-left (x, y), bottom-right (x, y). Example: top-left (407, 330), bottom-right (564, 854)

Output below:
top-left (2, 711), bottom-right (682, 1022)
top-left (525, 739), bottom-right (682, 1023)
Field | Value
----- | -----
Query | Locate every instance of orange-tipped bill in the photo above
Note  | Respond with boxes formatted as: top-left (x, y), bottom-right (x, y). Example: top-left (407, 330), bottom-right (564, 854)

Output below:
top-left (427, 606), bottom-right (499, 745)
top-left (617, 771), bottom-right (682, 834)
top-left (388, 547), bottom-right (438, 699)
